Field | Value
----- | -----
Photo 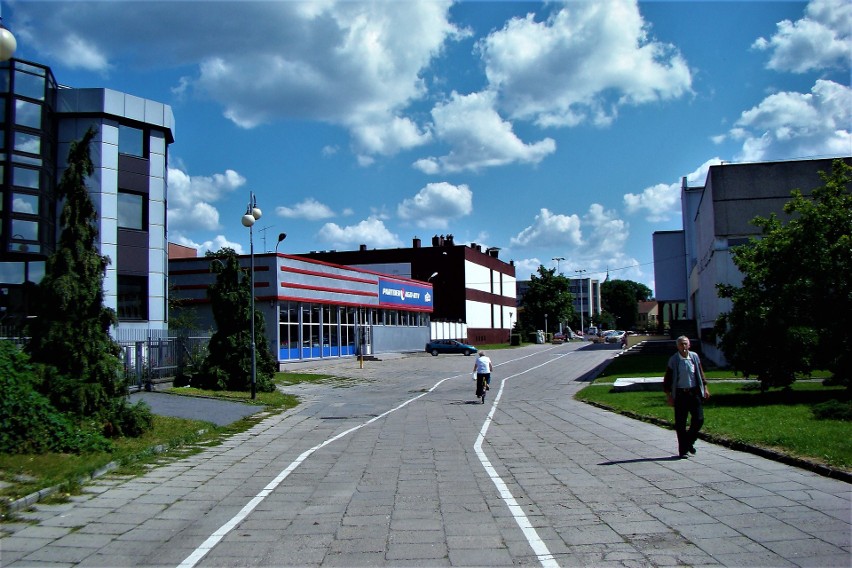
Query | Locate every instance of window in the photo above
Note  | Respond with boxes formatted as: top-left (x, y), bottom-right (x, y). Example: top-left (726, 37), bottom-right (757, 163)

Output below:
top-left (13, 71), bottom-right (45, 101)
top-left (118, 124), bottom-right (144, 157)
top-left (118, 275), bottom-right (147, 320)
top-left (12, 193), bottom-right (38, 214)
top-left (12, 167), bottom-right (39, 189)
top-left (14, 99), bottom-right (41, 129)
top-left (14, 131), bottom-right (40, 155)
top-left (118, 191), bottom-right (145, 230)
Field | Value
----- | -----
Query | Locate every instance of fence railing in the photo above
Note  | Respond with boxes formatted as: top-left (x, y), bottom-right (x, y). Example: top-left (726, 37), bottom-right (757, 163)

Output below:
top-left (120, 334), bottom-right (211, 391)
top-left (0, 327), bottom-right (211, 393)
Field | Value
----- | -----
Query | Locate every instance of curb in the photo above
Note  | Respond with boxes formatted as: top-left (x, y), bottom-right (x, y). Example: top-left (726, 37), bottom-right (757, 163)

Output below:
top-left (5, 429), bottom-right (209, 515)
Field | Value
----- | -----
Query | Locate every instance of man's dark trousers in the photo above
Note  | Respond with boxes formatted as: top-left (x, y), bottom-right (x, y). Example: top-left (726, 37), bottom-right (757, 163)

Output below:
top-left (674, 388), bottom-right (704, 455)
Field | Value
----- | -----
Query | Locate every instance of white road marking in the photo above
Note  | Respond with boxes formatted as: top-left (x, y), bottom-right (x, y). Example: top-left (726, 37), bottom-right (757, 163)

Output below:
top-left (179, 347), bottom-right (574, 568)
top-left (474, 353), bottom-right (572, 568)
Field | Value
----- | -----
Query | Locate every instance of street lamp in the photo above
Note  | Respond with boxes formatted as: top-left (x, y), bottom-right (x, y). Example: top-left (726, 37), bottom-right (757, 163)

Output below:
top-left (275, 232), bottom-right (287, 254)
top-left (552, 257), bottom-right (565, 273)
top-left (0, 5), bottom-right (17, 61)
top-left (241, 192), bottom-right (262, 400)
top-left (575, 269), bottom-right (587, 335)
top-left (544, 313), bottom-right (548, 337)
top-left (427, 271), bottom-right (438, 282)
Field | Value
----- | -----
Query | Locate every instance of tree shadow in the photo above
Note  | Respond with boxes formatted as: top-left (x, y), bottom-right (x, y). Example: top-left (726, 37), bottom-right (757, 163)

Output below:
top-left (707, 387), bottom-right (849, 409)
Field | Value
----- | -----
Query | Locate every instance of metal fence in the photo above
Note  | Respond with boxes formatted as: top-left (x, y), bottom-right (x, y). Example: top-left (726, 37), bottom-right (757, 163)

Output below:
top-left (114, 329), bottom-right (211, 391)
top-left (0, 326), bottom-right (211, 392)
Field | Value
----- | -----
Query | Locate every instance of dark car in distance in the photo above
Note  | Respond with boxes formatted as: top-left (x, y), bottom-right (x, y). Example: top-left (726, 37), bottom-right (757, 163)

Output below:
top-left (425, 339), bottom-right (478, 356)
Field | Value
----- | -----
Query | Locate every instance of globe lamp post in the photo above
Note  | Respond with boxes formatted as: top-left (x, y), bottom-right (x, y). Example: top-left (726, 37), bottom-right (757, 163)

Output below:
top-left (0, 6), bottom-right (16, 61)
top-left (241, 192), bottom-right (262, 399)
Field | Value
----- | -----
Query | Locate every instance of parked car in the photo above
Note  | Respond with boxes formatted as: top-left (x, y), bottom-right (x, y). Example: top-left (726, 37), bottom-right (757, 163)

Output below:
top-left (425, 339), bottom-right (478, 356)
top-left (605, 330), bottom-right (626, 344)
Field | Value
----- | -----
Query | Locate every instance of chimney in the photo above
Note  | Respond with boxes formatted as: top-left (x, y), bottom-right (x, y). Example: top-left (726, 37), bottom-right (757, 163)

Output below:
top-left (359, 244), bottom-right (367, 251)
top-left (432, 235), bottom-right (440, 246)
top-left (413, 237), bottom-right (421, 248)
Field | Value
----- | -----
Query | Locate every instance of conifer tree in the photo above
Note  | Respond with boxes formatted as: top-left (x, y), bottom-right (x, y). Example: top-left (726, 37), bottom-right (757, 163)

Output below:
top-left (198, 248), bottom-right (276, 392)
top-left (26, 127), bottom-right (150, 435)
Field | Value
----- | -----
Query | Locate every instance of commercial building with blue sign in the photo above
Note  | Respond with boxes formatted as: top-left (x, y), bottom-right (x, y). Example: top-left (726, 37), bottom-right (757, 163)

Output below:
top-left (169, 252), bottom-right (433, 363)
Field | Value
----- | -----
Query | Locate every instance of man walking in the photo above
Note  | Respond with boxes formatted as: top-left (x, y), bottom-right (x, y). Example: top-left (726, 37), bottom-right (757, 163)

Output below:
top-left (663, 336), bottom-right (710, 458)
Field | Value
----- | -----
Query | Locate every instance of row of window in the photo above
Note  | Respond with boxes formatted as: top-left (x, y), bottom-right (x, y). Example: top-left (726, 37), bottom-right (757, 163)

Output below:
top-left (277, 301), bottom-right (430, 359)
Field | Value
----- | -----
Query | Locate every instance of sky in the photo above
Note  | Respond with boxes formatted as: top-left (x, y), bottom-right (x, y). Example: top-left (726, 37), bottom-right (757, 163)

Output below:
top-left (6, 0), bottom-right (851, 294)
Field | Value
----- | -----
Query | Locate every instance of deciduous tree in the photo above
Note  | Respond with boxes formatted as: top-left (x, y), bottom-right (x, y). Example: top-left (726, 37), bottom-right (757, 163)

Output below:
top-left (518, 266), bottom-right (574, 336)
top-left (717, 158), bottom-right (851, 389)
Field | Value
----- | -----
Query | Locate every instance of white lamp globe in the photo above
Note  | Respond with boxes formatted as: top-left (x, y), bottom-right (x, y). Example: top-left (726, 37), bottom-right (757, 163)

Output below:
top-left (241, 213), bottom-right (256, 227)
top-left (251, 206), bottom-right (262, 220)
top-left (0, 27), bottom-right (16, 61)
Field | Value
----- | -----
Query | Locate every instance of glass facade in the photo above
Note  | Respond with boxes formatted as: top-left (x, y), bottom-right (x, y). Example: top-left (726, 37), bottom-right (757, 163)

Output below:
top-left (0, 60), bottom-right (57, 323)
top-left (278, 301), bottom-right (430, 360)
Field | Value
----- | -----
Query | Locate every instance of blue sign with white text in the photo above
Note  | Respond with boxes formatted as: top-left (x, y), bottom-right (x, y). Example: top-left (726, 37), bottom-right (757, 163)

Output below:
top-left (378, 278), bottom-right (433, 310)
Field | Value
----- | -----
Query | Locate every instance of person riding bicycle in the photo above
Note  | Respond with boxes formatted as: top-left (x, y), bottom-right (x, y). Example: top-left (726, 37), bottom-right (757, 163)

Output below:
top-left (473, 351), bottom-right (493, 403)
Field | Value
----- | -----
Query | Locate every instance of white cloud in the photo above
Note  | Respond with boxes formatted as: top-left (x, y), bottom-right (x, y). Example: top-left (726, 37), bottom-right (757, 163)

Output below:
top-left (623, 158), bottom-right (722, 222)
top-left (726, 80), bottom-right (851, 162)
top-left (316, 217), bottom-right (403, 249)
top-left (397, 182), bottom-right (473, 229)
top-left (167, 167), bottom-right (246, 232)
top-left (14, 1), bottom-right (464, 159)
top-left (582, 204), bottom-right (628, 256)
top-left (478, 0), bottom-right (692, 127)
top-left (510, 208), bottom-right (582, 248)
top-left (275, 198), bottom-right (336, 221)
top-left (752, 0), bottom-right (852, 74)
top-left (512, 258), bottom-right (544, 280)
top-left (414, 91), bottom-right (556, 174)
top-left (174, 234), bottom-right (245, 257)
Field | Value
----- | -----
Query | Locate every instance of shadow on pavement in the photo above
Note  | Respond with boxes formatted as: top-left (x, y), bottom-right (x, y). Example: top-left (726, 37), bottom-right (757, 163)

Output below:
top-left (598, 456), bottom-right (685, 465)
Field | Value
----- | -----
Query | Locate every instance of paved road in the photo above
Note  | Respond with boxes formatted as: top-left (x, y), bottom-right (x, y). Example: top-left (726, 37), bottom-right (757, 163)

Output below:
top-left (1, 343), bottom-right (849, 567)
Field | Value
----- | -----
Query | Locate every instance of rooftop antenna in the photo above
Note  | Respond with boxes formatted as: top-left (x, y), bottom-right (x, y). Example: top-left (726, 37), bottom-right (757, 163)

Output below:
top-left (257, 225), bottom-right (274, 252)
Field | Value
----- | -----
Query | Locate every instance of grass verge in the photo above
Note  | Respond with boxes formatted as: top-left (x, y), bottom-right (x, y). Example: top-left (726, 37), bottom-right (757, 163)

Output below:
top-left (0, 371), bottom-right (334, 517)
top-left (576, 381), bottom-right (851, 472)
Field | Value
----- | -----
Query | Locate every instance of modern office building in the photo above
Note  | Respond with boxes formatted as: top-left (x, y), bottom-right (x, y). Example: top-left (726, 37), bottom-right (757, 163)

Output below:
top-left (298, 235), bottom-right (517, 344)
top-left (169, 253), bottom-right (433, 362)
top-left (0, 58), bottom-right (174, 338)
top-left (653, 156), bottom-right (851, 365)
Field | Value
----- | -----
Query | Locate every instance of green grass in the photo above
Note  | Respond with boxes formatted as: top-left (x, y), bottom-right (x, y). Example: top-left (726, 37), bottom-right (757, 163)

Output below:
top-left (0, 371), bottom-right (335, 516)
top-left (576, 381), bottom-right (851, 470)
top-left (596, 351), bottom-right (833, 382)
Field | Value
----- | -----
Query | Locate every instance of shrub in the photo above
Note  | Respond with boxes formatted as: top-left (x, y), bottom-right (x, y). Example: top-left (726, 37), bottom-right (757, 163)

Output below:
top-left (812, 399), bottom-right (852, 421)
top-left (0, 342), bottom-right (111, 454)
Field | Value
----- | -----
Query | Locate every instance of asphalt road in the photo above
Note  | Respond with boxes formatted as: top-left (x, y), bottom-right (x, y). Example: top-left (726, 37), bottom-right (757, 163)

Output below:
top-left (2, 342), bottom-right (849, 567)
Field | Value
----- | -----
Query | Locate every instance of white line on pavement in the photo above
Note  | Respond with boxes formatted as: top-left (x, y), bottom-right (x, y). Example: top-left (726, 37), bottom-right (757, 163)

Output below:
top-left (179, 346), bottom-right (572, 568)
top-left (474, 352), bottom-right (573, 568)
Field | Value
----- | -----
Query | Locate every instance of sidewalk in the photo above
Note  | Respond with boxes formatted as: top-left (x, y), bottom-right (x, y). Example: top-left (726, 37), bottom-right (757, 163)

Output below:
top-left (128, 391), bottom-right (264, 427)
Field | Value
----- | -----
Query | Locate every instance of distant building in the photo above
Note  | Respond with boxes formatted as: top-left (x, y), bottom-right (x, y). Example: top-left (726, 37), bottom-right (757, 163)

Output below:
top-left (169, 253), bottom-right (432, 362)
top-left (0, 58), bottom-right (174, 337)
top-left (168, 243), bottom-right (197, 259)
top-left (636, 300), bottom-right (658, 332)
top-left (516, 276), bottom-right (601, 334)
top-left (653, 156), bottom-right (851, 365)
top-left (297, 235), bottom-right (516, 344)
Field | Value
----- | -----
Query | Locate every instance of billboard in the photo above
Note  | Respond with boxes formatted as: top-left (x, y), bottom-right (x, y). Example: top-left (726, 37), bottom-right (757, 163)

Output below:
top-left (378, 277), bottom-right (433, 310)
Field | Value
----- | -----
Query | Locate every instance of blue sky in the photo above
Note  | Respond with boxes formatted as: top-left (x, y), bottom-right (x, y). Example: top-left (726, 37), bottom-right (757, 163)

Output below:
top-left (7, 0), bottom-right (851, 293)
